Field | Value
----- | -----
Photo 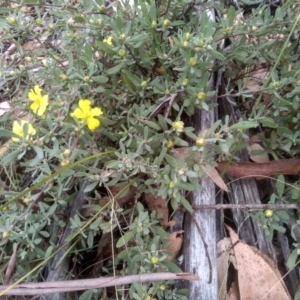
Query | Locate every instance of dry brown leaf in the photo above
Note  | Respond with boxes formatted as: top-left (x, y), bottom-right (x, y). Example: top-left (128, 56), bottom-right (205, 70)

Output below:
top-left (245, 139), bottom-right (269, 163)
top-left (217, 237), bottom-right (233, 300)
top-left (226, 225), bottom-right (291, 300)
top-left (145, 193), bottom-right (169, 226)
top-left (202, 165), bottom-right (229, 192)
top-left (165, 230), bottom-right (184, 261)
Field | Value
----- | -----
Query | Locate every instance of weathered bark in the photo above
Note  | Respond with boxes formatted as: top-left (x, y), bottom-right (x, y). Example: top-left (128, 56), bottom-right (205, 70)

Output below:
top-left (182, 9), bottom-right (218, 299)
top-left (219, 88), bottom-right (277, 263)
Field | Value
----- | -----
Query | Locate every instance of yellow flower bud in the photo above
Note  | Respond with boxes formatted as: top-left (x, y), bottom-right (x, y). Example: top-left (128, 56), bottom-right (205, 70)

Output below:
top-left (224, 27), bottom-right (232, 35)
top-left (166, 140), bottom-right (174, 148)
top-left (184, 32), bottom-right (191, 41)
top-left (60, 74), bottom-right (68, 81)
top-left (61, 159), bottom-right (69, 166)
top-left (272, 81), bottom-right (280, 88)
top-left (183, 41), bottom-right (189, 48)
top-left (64, 149), bottom-right (71, 157)
top-left (98, 19), bottom-right (104, 25)
top-left (169, 181), bottom-right (175, 188)
top-left (6, 17), bottom-right (17, 25)
top-left (197, 92), bottom-right (206, 100)
top-left (25, 56), bottom-right (32, 63)
top-left (151, 20), bottom-right (157, 28)
top-left (9, 70), bottom-right (16, 76)
top-left (118, 49), bottom-right (126, 57)
top-left (119, 33), bottom-right (126, 41)
top-left (48, 23), bottom-right (54, 29)
top-left (264, 209), bottom-right (273, 218)
top-left (295, 80), bottom-right (300, 87)
top-left (196, 137), bottom-right (205, 146)
top-left (172, 121), bottom-right (184, 132)
top-left (23, 197), bottom-right (31, 205)
top-left (151, 256), bottom-right (159, 264)
top-left (83, 76), bottom-right (90, 83)
top-left (3, 231), bottom-right (10, 239)
top-left (160, 284), bottom-right (166, 291)
top-left (189, 57), bottom-right (197, 66)
top-left (165, 89), bottom-right (170, 95)
top-left (182, 79), bottom-right (188, 86)
top-left (163, 19), bottom-right (170, 26)
top-left (141, 81), bottom-right (147, 88)
top-left (35, 18), bottom-right (42, 25)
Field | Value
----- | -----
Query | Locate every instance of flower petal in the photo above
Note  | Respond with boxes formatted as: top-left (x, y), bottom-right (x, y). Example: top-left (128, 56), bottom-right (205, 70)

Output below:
top-left (87, 117), bottom-right (100, 131)
top-left (30, 102), bottom-right (40, 114)
top-left (71, 108), bottom-right (85, 119)
top-left (28, 85), bottom-right (42, 101)
top-left (78, 99), bottom-right (91, 113)
top-left (90, 107), bottom-right (103, 117)
top-left (36, 104), bottom-right (47, 116)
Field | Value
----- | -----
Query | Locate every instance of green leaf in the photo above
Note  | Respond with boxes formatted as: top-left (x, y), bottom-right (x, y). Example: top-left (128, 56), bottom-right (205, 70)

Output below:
top-left (227, 6), bottom-right (236, 27)
top-left (164, 154), bottom-right (178, 168)
top-left (287, 247), bottom-right (299, 270)
top-left (276, 175), bottom-right (285, 197)
top-left (143, 120), bottom-right (160, 130)
top-left (84, 43), bottom-right (93, 61)
top-left (107, 62), bottom-right (124, 75)
top-left (259, 118), bottom-right (278, 128)
top-left (116, 231), bottom-right (135, 248)
top-left (230, 121), bottom-right (258, 129)
top-left (0, 129), bottom-right (21, 139)
top-left (180, 197), bottom-right (193, 212)
top-left (92, 75), bottom-right (109, 83)
top-left (33, 146), bottom-right (44, 159)
top-left (209, 49), bottom-right (226, 61)
top-left (84, 181), bottom-right (99, 193)
top-left (1, 149), bottom-right (19, 165)
top-left (45, 245), bottom-right (53, 259)
top-left (96, 41), bottom-right (115, 55)
top-left (162, 260), bottom-right (182, 272)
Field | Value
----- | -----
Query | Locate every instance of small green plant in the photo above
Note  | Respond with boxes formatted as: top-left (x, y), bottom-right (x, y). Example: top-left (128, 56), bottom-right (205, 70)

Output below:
top-left (1, 0), bottom-right (300, 298)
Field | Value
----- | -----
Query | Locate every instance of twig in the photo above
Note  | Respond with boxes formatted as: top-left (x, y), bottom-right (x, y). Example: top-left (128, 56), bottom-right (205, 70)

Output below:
top-left (0, 272), bottom-right (199, 295)
top-left (147, 93), bottom-right (178, 120)
top-left (193, 203), bottom-right (300, 210)
top-left (188, 212), bottom-right (213, 284)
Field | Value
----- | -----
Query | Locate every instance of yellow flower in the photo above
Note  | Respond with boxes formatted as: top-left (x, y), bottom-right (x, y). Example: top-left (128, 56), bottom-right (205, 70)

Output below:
top-left (28, 85), bottom-right (49, 116)
top-left (12, 120), bottom-right (36, 142)
top-left (172, 121), bottom-right (184, 132)
top-left (71, 99), bottom-right (103, 131)
top-left (103, 36), bottom-right (113, 46)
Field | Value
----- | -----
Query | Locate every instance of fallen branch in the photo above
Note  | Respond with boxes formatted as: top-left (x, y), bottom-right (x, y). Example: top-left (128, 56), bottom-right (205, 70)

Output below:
top-left (0, 272), bottom-right (199, 296)
top-left (193, 203), bottom-right (300, 210)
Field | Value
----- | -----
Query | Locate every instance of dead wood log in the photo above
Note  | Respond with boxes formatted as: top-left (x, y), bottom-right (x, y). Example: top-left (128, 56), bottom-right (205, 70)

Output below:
top-left (182, 8), bottom-right (218, 299)
top-left (219, 89), bottom-right (277, 263)
top-left (39, 180), bottom-right (89, 300)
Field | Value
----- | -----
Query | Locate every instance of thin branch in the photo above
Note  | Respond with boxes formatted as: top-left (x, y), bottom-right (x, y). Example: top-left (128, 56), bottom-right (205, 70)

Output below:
top-left (193, 203), bottom-right (300, 210)
top-left (0, 272), bottom-right (199, 296)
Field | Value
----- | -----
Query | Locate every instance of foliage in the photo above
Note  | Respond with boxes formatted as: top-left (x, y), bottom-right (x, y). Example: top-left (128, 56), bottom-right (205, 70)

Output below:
top-left (1, 0), bottom-right (300, 298)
